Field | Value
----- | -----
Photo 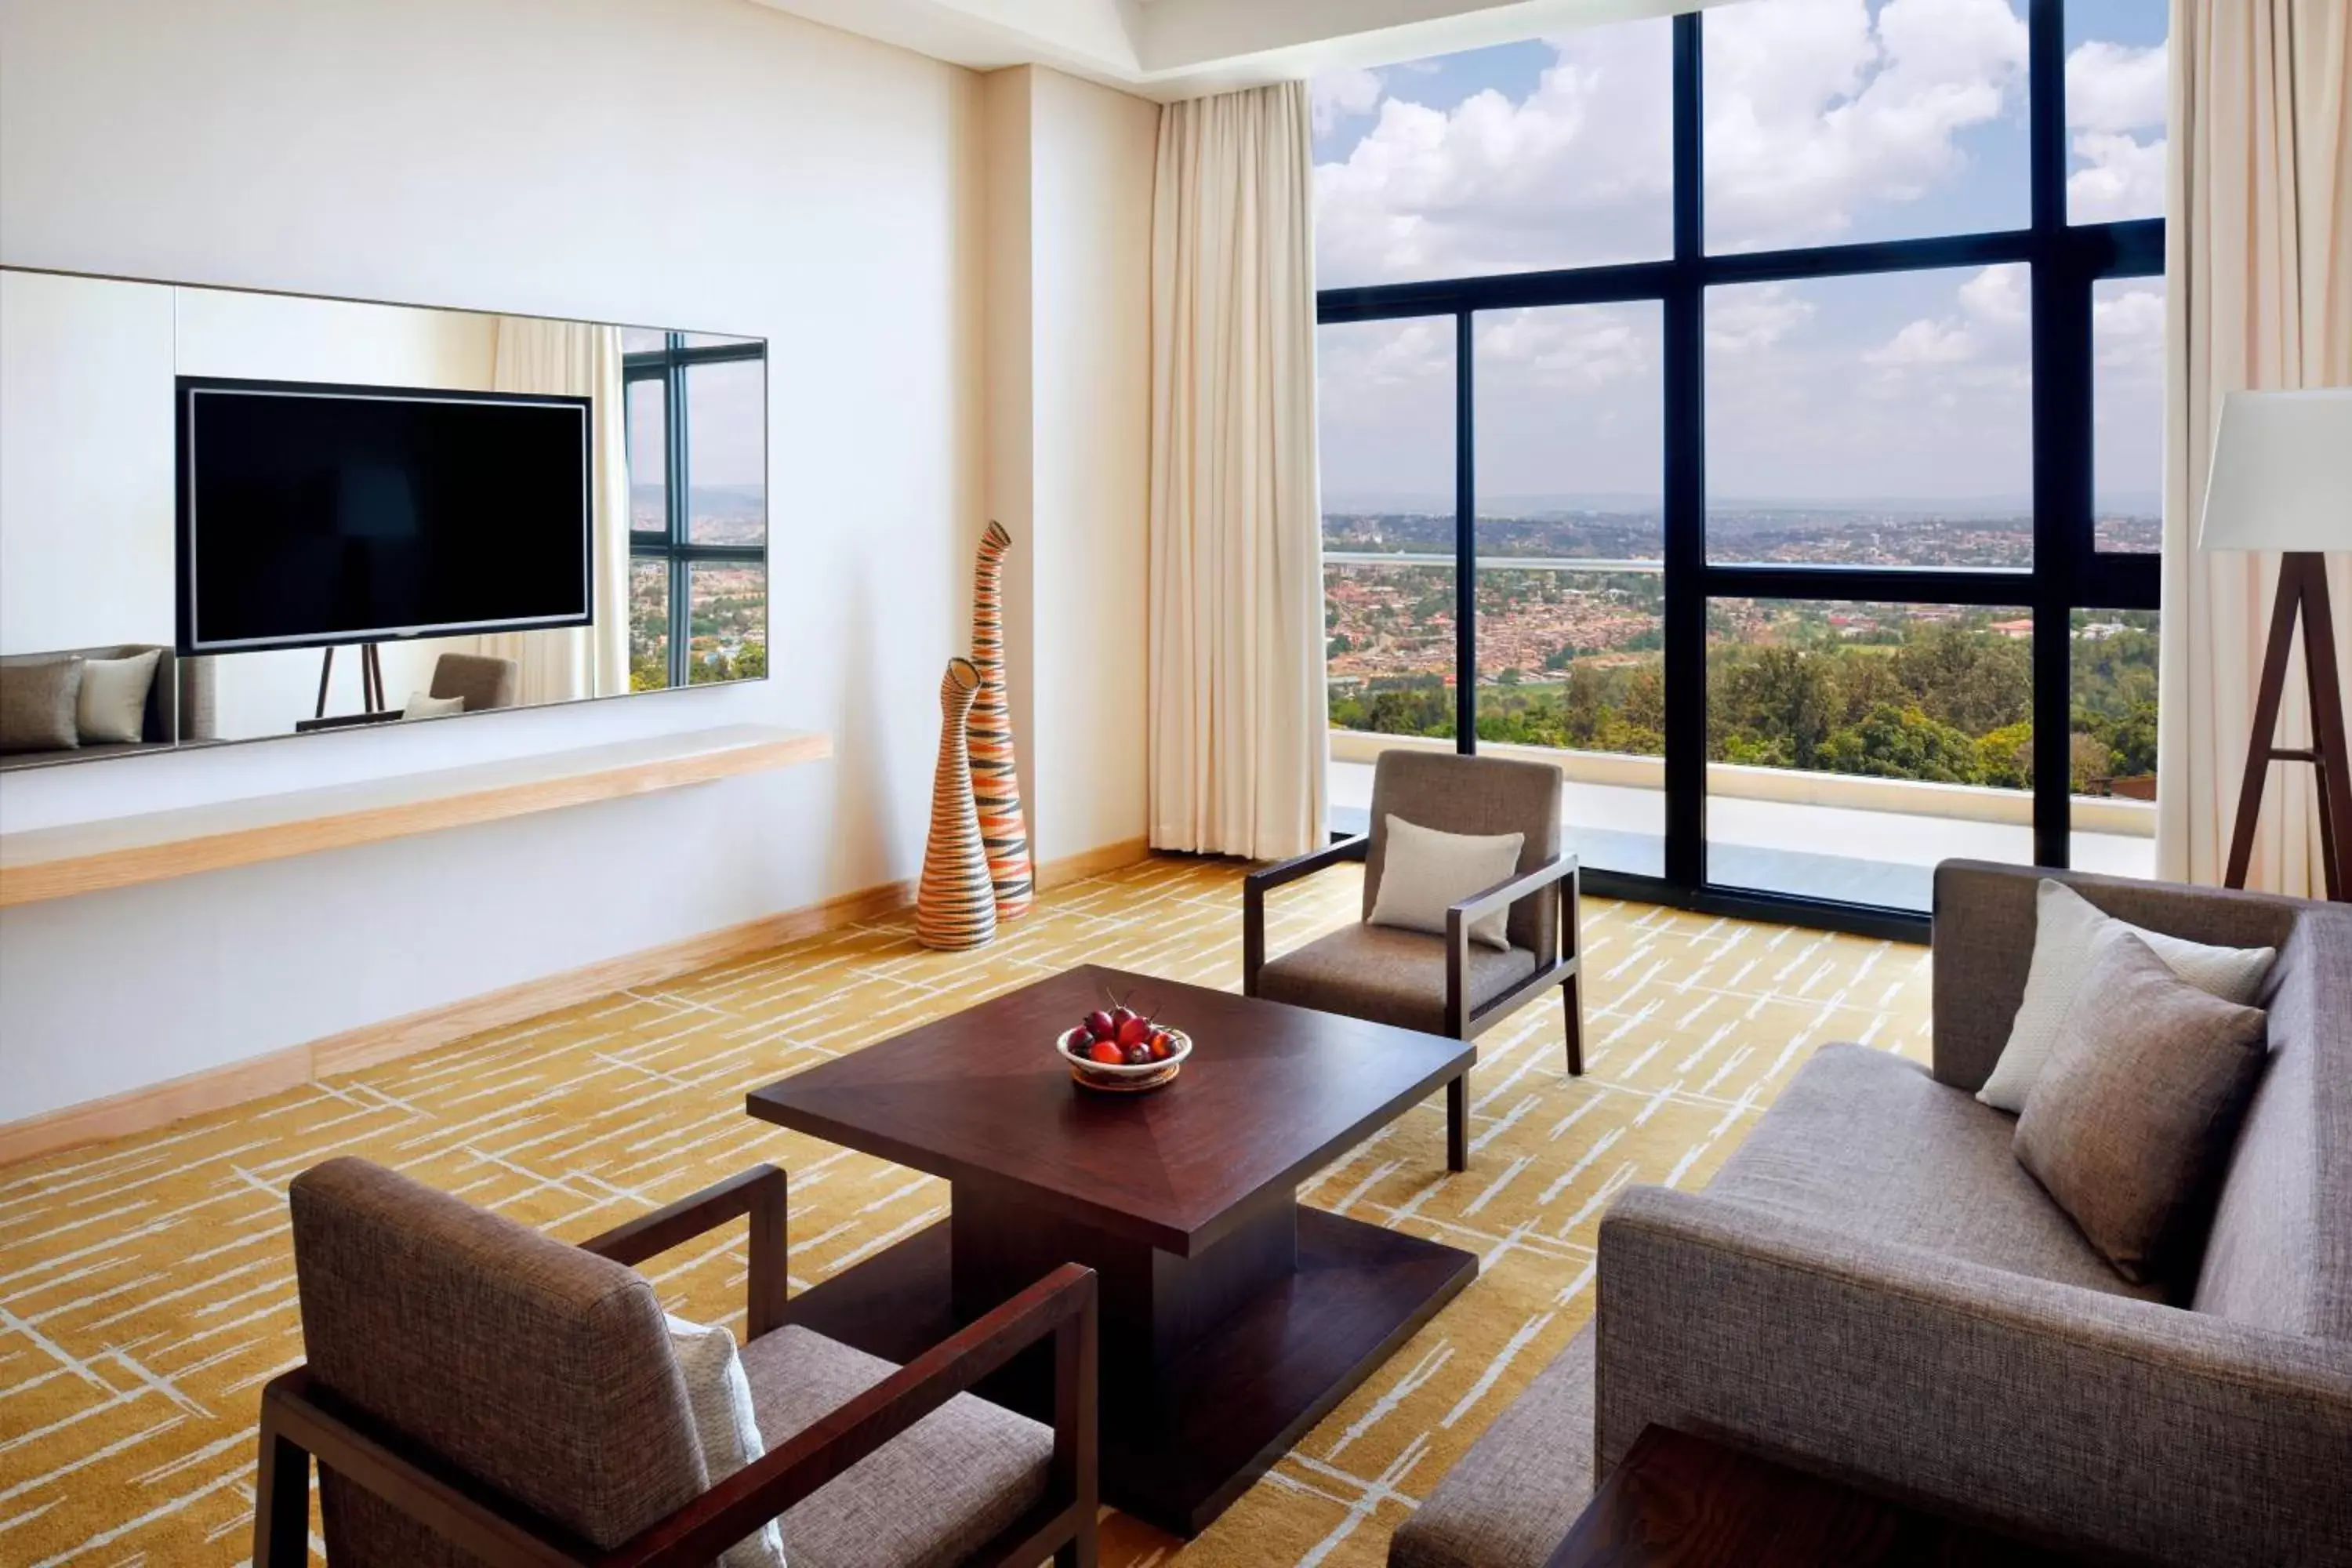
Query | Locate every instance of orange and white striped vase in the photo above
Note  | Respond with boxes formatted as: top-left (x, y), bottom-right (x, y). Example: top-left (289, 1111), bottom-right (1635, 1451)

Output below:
top-left (968, 521), bottom-right (1034, 920)
top-left (915, 658), bottom-right (997, 950)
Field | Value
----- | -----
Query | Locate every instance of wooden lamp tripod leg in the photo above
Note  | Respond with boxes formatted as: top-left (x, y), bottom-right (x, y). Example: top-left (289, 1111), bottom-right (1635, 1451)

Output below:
top-left (2227, 554), bottom-right (2352, 900)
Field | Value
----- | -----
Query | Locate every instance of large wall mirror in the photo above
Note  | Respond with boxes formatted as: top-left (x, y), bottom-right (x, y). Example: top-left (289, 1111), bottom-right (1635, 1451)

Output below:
top-left (0, 267), bottom-right (768, 771)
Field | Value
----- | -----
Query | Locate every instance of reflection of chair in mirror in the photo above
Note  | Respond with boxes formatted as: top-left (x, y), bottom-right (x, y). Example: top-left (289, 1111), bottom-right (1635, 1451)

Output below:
top-left (427, 652), bottom-right (520, 712)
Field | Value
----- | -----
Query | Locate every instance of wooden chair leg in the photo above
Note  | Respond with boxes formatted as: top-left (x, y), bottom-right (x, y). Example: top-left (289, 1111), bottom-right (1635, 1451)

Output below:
top-left (1564, 971), bottom-right (1584, 1077)
top-left (252, 1419), bottom-right (310, 1568)
top-left (1446, 1075), bottom-right (1469, 1172)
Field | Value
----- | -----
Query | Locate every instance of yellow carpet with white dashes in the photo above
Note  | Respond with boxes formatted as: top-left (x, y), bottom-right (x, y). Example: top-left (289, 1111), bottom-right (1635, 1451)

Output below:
top-left (0, 854), bottom-right (1930, 1566)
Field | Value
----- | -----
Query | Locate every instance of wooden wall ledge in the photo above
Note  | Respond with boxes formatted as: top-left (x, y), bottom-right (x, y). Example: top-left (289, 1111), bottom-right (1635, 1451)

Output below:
top-left (0, 724), bottom-right (830, 909)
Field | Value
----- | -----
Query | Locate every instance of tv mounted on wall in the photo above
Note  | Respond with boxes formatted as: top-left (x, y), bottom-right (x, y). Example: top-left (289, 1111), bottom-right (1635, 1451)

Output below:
top-left (176, 376), bottom-right (593, 655)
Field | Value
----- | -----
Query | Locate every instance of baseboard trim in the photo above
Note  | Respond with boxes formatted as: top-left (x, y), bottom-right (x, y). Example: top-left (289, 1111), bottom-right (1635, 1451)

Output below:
top-left (0, 875), bottom-right (917, 1169)
top-left (1034, 836), bottom-right (1151, 891)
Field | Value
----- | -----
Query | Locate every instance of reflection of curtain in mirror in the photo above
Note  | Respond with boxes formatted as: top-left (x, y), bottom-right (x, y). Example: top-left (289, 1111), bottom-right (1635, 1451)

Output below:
top-left (475, 318), bottom-right (629, 704)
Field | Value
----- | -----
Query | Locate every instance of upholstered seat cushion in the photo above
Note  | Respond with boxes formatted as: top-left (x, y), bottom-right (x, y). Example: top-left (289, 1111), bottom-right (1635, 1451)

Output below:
top-left (1256, 923), bottom-right (1539, 1035)
top-left (1706, 1042), bottom-right (2162, 1301)
top-left (741, 1324), bottom-right (1052, 1568)
top-left (1388, 1325), bottom-right (1594, 1568)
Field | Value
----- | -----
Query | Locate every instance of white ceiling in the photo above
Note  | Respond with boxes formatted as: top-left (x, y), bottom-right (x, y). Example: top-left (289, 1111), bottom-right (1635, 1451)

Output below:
top-left (750, 0), bottom-right (1708, 100)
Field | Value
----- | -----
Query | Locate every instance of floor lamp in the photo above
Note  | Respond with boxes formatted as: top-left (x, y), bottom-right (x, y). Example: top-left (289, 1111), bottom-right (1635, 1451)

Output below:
top-left (2198, 389), bottom-right (2352, 901)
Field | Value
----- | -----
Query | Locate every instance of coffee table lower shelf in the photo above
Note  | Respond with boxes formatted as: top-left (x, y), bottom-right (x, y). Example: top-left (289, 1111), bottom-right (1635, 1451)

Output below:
top-left (780, 1205), bottom-right (1475, 1537)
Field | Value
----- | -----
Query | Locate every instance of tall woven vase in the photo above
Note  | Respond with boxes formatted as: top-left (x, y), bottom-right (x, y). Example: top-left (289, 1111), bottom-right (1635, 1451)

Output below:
top-left (968, 521), bottom-right (1035, 920)
top-left (915, 658), bottom-right (997, 950)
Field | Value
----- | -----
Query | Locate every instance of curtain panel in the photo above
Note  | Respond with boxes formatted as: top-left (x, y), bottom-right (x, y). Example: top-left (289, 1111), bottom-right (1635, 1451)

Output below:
top-left (2158, 0), bottom-right (2352, 896)
top-left (1147, 80), bottom-right (1328, 861)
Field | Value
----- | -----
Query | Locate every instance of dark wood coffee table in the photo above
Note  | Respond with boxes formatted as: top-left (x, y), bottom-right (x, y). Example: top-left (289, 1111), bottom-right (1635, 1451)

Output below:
top-left (746, 963), bottom-right (1477, 1537)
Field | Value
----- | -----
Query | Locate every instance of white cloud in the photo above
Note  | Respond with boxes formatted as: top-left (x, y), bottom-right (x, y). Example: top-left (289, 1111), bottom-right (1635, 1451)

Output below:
top-left (1703, 0), bottom-right (2028, 250)
top-left (2066, 39), bottom-right (2165, 132)
top-left (2065, 38), bottom-right (2167, 221)
top-left (2067, 130), bottom-right (2165, 222)
top-left (1866, 318), bottom-right (1976, 365)
top-left (1312, 23), bottom-right (1674, 287)
top-left (1958, 261), bottom-right (2027, 325)
top-left (1706, 285), bottom-right (1813, 354)
top-left (2092, 283), bottom-right (2165, 376)
top-left (1477, 307), bottom-right (1651, 390)
top-left (1312, 67), bottom-right (1384, 138)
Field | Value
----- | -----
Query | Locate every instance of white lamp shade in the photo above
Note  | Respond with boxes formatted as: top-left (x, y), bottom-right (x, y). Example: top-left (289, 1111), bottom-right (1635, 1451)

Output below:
top-left (2198, 388), bottom-right (2352, 552)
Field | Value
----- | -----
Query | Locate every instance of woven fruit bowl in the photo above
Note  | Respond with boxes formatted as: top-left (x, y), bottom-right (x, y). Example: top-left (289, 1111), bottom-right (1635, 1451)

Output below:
top-left (1055, 1024), bottom-right (1192, 1093)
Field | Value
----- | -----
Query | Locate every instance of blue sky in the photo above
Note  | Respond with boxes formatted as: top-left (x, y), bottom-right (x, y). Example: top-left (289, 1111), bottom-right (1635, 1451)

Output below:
top-left (1312, 0), bottom-right (2168, 513)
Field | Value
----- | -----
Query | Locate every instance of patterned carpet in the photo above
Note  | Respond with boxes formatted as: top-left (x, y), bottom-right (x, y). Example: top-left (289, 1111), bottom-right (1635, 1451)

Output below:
top-left (0, 855), bottom-right (1931, 1566)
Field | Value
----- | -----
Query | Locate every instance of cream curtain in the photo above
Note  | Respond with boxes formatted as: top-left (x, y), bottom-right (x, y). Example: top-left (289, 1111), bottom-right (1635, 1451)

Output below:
top-left (1147, 80), bottom-right (1327, 860)
top-left (477, 317), bottom-right (631, 705)
top-left (2158, 1), bottom-right (2352, 897)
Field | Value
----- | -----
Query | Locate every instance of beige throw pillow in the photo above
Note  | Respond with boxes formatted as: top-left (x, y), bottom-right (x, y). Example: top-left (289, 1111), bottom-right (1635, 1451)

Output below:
top-left (2013, 930), bottom-right (2270, 1287)
top-left (77, 649), bottom-right (161, 744)
top-left (1368, 814), bottom-right (1524, 951)
top-left (1977, 879), bottom-right (2274, 1112)
top-left (664, 1314), bottom-right (788, 1568)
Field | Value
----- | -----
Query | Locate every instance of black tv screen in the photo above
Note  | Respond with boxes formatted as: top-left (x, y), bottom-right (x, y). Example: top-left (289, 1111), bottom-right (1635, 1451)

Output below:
top-left (177, 376), bottom-right (593, 654)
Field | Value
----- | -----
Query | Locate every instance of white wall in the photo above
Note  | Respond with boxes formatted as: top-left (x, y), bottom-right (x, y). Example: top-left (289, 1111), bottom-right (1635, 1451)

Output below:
top-left (978, 66), bottom-right (1156, 867)
top-left (1027, 69), bottom-right (1156, 863)
top-left (0, 270), bottom-right (176, 655)
top-left (0, 0), bottom-right (998, 1122)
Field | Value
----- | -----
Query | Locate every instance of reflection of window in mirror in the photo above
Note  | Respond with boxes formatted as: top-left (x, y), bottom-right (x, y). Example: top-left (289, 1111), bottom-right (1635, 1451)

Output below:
top-left (623, 332), bottom-right (768, 690)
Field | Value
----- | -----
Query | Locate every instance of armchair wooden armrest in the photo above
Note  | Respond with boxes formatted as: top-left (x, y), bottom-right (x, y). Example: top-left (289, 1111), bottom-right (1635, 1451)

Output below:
top-left (1243, 835), bottom-right (1369, 994)
top-left (1442, 851), bottom-right (1581, 1040)
top-left (579, 1163), bottom-right (788, 1339)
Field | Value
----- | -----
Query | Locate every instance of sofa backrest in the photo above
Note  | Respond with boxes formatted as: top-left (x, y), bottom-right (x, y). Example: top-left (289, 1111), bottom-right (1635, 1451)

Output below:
top-left (2192, 904), bottom-right (2352, 1341)
top-left (1931, 861), bottom-right (2303, 1093)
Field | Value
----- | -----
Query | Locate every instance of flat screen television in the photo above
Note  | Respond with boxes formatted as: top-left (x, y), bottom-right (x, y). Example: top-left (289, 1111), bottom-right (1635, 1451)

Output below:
top-left (176, 376), bottom-right (593, 655)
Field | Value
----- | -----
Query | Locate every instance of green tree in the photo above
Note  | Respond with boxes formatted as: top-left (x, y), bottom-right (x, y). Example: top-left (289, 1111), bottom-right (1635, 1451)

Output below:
top-left (1818, 703), bottom-right (1983, 783)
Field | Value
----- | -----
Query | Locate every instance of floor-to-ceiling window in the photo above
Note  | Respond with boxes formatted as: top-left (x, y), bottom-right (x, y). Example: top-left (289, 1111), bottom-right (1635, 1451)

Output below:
top-left (1313, 0), bottom-right (2165, 935)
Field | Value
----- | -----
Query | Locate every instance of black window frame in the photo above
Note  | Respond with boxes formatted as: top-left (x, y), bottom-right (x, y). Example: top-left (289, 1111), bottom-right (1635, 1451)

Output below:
top-left (623, 332), bottom-right (769, 690)
top-left (1316, 0), bottom-right (2163, 942)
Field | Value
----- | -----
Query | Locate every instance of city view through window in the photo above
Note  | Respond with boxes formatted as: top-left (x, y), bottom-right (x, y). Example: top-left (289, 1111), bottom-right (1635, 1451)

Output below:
top-left (1312, 0), bottom-right (2166, 912)
top-left (622, 331), bottom-right (769, 691)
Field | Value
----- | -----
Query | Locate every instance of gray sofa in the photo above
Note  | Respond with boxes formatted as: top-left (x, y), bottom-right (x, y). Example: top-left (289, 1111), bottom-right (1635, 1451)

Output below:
top-left (1392, 859), bottom-right (2352, 1568)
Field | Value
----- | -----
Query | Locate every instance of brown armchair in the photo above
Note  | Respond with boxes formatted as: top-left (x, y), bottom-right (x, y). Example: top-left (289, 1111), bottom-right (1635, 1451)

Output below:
top-left (1243, 750), bottom-right (1583, 1171)
top-left (255, 1158), bottom-right (1098, 1568)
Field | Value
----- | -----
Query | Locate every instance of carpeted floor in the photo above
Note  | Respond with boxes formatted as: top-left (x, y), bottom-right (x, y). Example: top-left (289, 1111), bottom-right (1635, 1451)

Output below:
top-left (0, 855), bottom-right (1931, 1566)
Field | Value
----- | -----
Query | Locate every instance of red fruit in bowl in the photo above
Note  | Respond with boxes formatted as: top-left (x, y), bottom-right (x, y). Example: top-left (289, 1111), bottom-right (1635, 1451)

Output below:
top-left (1123, 1043), bottom-right (1153, 1066)
top-left (1111, 1006), bottom-right (1139, 1030)
top-left (1116, 1014), bottom-right (1149, 1047)
top-left (1084, 1010), bottom-right (1116, 1040)
top-left (1147, 1030), bottom-right (1174, 1061)
top-left (1087, 1040), bottom-right (1124, 1066)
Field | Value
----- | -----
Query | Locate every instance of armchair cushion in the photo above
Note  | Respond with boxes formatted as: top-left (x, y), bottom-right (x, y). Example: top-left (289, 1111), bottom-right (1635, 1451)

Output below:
top-left (1256, 923), bottom-right (1538, 1036)
top-left (742, 1323), bottom-right (1052, 1568)
top-left (1707, 1044), bottom-right (2161, 1301)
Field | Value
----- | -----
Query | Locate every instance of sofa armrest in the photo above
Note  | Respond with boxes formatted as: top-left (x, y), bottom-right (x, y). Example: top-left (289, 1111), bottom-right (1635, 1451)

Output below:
top-left (1595, 1185), bottom-right (2352, 1567)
